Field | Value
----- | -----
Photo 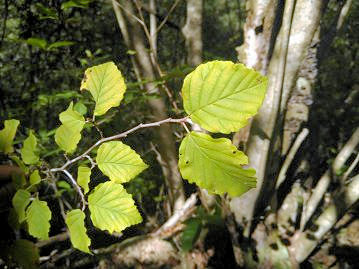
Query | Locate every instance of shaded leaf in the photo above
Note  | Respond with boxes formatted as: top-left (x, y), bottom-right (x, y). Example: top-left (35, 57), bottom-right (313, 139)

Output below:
top-left (80, 62), bottom-right (126, 116)
top-left (65, 209), bottom-right (91, 253)
top-left (74, 102), bottom-right (88, 115)
top-left (48, 41), bottom-right (75, 50)
top-left (26, 198), bottom-right (51, 240)
top-left (178, 131), bottom-right (256, 197)
top-left (88, 181), bottom-right (142, 233)
top-left (9, 239), bottom-right (39, 269)
top-left (12, 189), bottom-right (31, 223)
top-left (77, 166), bottom-right (91, 194)
top-left (182, 61), bottom-right (267, 133)
top-left (180, 218), bottom-right (202, 252)
top-left (20, 131), bottom-right (40, 165)
top-left (55, 102), bottom-right (85, 153)
top-left (0, 119), bottom-right (20, 154)
top-left (96, 141), bottom-right (148, 183)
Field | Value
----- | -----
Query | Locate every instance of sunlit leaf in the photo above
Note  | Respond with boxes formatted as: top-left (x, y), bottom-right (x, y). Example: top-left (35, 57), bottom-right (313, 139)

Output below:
top-left (20, 131), bottom-right (39, 165)
top-left (80, 62), bottom-right (126, 116)
top-left (26, 198), bottom-right (52, 240)
top-left (178, 131), bottom-right (256, 197)
top-left (9, 239), bottom-right (39, 269)
top-left (12, 189), bottom-right (31, 223)
top-left (65, 209), bottom-right (91, 253)
top-left (96, 141), bottom-right (148, 183)
top-left (77, 166), bottom-right (91, 194)
top-left (88, 181), bottom-right (142, 233)
top-left (26, 38), bottom-right (47, 50)
top-left (182, 61), bottom-right (267, 133)
top-left (0, 119), bottom-right (20, 154)
top-left (29, 170), bottom-right (41, 186)
top-left (55, 102), bottom-right (85, 153)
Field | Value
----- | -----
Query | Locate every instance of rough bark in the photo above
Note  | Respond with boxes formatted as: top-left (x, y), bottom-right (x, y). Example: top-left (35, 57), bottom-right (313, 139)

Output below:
top-left (112, 0), bottom-right (185, 213)
top-left (290, 174), bottom-right (359, 263)
top-left (231, 0), bottom-right (323, 234)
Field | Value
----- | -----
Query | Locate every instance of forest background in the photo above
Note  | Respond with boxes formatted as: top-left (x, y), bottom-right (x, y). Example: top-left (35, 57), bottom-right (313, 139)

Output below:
top-left (0, 0), bottom-right (359, 268)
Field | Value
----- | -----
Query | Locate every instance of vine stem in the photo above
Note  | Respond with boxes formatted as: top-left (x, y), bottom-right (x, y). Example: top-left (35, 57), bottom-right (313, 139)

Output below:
top-left (62, 169), bottom-right (86, 211)
top-left (51, 117), bottom-right (188, 173)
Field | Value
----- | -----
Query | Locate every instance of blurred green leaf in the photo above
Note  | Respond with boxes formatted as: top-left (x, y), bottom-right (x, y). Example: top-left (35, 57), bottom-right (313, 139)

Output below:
top-left (12, 189), bottom-right (31, 223)
top-left (20, 131), bottom-right (40, 165)
top-left (180, 218), bottom-right (202, 252)
top-left (0, 119), bottom-right (20, 154)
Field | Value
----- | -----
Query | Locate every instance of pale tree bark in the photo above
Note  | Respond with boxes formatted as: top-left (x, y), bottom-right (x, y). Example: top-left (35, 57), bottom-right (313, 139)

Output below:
top-left (182, 0), bottom-right (203, 67)
top-left (231, 0), bottom-right (324, 235)
top-left (112, 0), bottom-right (185, 213)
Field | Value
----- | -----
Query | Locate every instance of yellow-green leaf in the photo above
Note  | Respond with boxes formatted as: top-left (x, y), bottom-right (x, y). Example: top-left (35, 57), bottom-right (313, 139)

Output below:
top-left (96, 141), bottom-right (148, 183)
top-left (0, 119), bottom-right (20, 154)
top-left (26, 198), bottom-right (52, 240)
top-left (178, 131), bottom-right (256, 197)
top-left (21, 131), bottom-right (40, 165)
top-left (12, 189), bottom-right (31, 223)
top-left (65, 209), bottom-right (91, 253)
top-left (182, 61), bottom-right (267, 133)
top-left (77, 166), bottom-right (91, 194)
top-left (80, 62), bottom-right (126, 116)
top-left (55, 102), bottom-right (85, 153)
top-left (88, 181), bottom-right (142, 233)
top-left (30, 170), bottom-right (41, 186)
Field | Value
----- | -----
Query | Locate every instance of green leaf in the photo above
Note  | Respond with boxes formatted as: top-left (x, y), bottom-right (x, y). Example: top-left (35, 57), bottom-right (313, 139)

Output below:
top-left (30, 170), bottom-right (41, 186)
top-left (74, 102), bottom-right (88, 115)
top-left (88, 181), bottom-right (142, 233)
top-left (80, 62), bottom-right (126, 116)
top-left (26, 198), bottom-right (52, 240)
top-left (178, 131), bottom-right (256, 197)
top-left (9, 239), bottom-right (39, 269)
top-left (180, 218), bottom-right (202, 252)
top-left (34, 3), bottom-right (58, 20)
top-left (65, 209), bottom-right (91, 253)
top-left (26, 38), bottom-right (47, 50)
top-left (10, 155), bottom-right (28, 174)
top-left (55, 102), bottom-right (85, 153)
top-left (77, 166), bottom-right (91, 194)
top-left (12, 189), bottom-right (31, 223)
top-left (0, 119), bottom-right (20, 154)
top-left (20, 131), bottom-right (39, 165)
top-left (61, 0), bottom-right (92, 10)
top-left (182, 61), bottom-right (267, 133)
top-left (48, 41), bottom-right (75, 50)
top-left (96, 141), bottom-right (148, 183)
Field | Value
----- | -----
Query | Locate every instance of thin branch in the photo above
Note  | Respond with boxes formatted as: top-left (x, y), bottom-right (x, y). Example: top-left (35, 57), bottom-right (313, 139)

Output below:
top-left (152, 193), bottom-right (197, 237)
top-left (276, 128), bottom-right (309, 189)
top-left (291, 174), bottom-right (359, 263)
top-left (301, 127), bottom-right (359, 228)
top-left (155, 0), bottom-right (182, 34)
top-left (51, 117), bottom-right (188, 173)
top-left (343, 152), bottom-right (359, 181)
top-left (62, 170), bottom-right (86, 211)
top-left (36, 232), bottom-right (69, 248)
